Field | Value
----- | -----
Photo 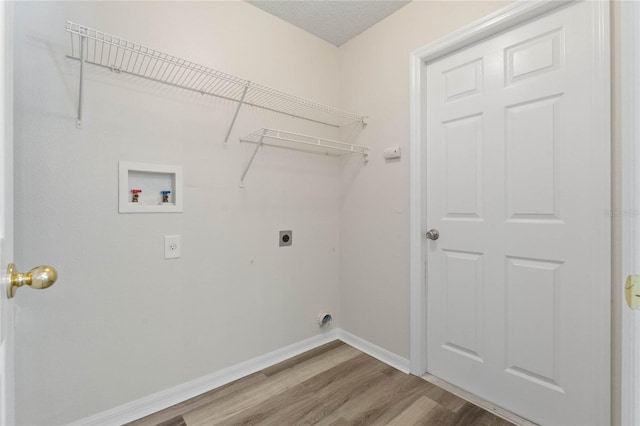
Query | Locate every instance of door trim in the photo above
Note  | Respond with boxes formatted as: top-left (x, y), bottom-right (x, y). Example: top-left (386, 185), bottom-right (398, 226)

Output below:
top-left (409, 0), bottom-right (611, 418)
top-left (0, 1), bottom-right (14, 424)
top-left (620, 1), bottom-right (640, 424)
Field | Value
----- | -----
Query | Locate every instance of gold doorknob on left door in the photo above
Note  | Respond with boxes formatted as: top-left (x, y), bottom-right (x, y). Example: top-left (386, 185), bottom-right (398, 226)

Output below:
top-left (7, 263), bottom-right (58, 299)
top-left (625, 275), bottom-right (640, 310)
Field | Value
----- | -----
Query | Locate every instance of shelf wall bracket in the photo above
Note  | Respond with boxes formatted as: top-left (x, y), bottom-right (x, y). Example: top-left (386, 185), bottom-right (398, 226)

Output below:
top-left (75, 26), bottom-right (87, 129)
top-left (240, 129), bottom-right (266, 187)
top-left (224, 84), bottom-right (248, 147)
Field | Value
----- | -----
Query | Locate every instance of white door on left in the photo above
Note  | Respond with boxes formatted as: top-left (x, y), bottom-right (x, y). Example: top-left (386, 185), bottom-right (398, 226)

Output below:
top-left (0, 1), bottom-right (14, 423)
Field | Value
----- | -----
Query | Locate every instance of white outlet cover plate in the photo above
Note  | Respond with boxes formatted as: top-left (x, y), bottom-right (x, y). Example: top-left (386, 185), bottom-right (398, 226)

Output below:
top-left (164, 235), bottom-right (181, 259)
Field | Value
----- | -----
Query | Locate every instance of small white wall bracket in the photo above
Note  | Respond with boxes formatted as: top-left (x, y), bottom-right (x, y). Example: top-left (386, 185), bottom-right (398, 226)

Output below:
top-left (224, 85), bottom-right (248, 147)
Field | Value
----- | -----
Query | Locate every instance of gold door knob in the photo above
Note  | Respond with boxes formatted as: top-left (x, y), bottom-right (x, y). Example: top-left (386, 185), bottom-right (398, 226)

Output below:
top-left (625, 275), bottom-right (640, 310)
top-left (7, 263), bottom-right (58, 299)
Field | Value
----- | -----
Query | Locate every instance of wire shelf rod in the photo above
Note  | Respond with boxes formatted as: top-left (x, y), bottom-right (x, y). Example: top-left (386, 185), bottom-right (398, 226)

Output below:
top-left (247, 137), bottom-right (363, 155)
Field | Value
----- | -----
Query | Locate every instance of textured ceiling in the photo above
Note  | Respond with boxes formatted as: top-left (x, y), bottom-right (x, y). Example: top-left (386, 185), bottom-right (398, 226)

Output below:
top-left (246, 1), bottom-right (411, 46)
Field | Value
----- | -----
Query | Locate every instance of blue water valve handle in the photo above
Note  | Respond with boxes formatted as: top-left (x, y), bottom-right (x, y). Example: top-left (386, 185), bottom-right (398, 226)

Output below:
top-left (161, 191), bottom-right (171, 195)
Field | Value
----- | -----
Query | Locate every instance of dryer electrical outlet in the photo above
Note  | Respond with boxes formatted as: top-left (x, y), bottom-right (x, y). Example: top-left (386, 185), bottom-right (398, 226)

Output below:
top-left (279, 230), bottom-right (292, 247)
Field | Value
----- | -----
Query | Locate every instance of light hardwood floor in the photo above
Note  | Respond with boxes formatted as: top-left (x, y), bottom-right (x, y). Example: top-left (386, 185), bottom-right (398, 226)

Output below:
top-left (129, 341), bottom-right (514, 426)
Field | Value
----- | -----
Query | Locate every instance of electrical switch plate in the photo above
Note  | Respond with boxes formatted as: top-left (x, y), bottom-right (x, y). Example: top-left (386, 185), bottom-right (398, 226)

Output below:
top-left (625, 274), bottom-right (640, 310)
top-left (384, 146), bottom-right (401, 159)
top-left (164, 235), bottom-right (181, 259)
top-left (279, 230), bottom-right (292, 247)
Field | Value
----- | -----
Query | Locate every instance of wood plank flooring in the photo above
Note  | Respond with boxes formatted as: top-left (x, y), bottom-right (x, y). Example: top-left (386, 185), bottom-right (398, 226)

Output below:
top-left (128, 341), bottom-right (514, 426)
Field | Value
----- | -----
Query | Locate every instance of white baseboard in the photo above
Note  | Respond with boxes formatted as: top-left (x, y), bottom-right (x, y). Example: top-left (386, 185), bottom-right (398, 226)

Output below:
top-left (337, 329), bottom-right (410, 374)
top-left (68, 329), bottom-right (339, 426)
top-left (67, 328), bottom-right (409, 426)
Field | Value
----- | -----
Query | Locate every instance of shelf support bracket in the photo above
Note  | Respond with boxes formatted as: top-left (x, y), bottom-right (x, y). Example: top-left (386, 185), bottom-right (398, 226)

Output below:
top-left (240, 129), bottom-right (266, 187)
top-left (224, 85), bottom-right (248, 147)
top-left (76, 26), bottom-right (87, 129)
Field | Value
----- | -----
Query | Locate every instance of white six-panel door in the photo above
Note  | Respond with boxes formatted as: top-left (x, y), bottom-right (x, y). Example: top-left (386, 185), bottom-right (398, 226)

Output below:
top-left (425, 2), bottom-right (610, 425)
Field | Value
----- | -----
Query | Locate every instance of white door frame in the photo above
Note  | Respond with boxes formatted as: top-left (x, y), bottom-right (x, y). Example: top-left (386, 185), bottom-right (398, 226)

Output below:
top-left (620, 1), bottom-right (640, 424)
top-left (409, 0), bottom-right (614, 419)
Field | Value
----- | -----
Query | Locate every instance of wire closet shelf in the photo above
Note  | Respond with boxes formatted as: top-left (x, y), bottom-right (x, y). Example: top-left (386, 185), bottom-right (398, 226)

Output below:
top-left (241, 128), bottom-right (369, 156)
top-left (65, 21), bottom-right (367, 131)
top-left (239, 129), bottom-right (369, 185)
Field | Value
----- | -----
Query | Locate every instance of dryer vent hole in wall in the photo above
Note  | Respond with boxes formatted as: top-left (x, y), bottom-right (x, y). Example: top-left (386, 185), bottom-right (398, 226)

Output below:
top-left (318, 313), bottom-right (332, 327)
